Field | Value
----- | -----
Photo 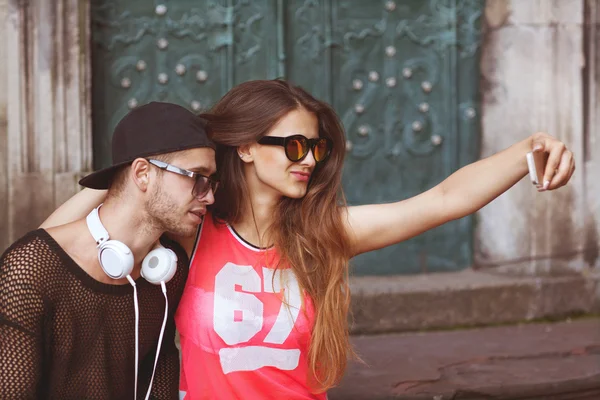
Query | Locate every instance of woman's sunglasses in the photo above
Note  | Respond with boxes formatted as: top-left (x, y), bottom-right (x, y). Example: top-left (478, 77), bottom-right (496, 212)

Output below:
top-left (257, 135), bottom-right (333, 163)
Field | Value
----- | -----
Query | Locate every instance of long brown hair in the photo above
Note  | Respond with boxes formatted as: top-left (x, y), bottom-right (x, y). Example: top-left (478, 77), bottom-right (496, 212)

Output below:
top-left (200, 79), bottom-right (355, 391)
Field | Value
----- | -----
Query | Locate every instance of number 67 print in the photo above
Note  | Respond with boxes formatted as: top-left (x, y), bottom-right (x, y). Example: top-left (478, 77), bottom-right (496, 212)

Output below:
top-left (213, 263), bottom-right (303, 374)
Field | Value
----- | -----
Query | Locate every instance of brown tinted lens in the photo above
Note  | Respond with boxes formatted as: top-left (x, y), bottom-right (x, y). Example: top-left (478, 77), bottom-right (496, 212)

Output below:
top-left (314, 139), bottom-right (330, 162)
top-left (193, 176), bottom-right (210, 198)
top-left (285, 137), bottom-right (308, 161)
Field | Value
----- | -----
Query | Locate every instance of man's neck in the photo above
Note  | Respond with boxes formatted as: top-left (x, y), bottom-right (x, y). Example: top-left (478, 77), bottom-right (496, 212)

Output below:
top-left (47, 197), bottom-right (163, 285)
top-left (97, 198), bottom-right (163, 263)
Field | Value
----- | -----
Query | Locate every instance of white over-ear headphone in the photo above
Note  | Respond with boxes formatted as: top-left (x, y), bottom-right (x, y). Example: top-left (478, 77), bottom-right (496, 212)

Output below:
top-left (141, 246), bottom-right (177, 284)
top-left (86, 205), bottom-right (177, 284)
top-left (86, 204), bottom-right (177, 400)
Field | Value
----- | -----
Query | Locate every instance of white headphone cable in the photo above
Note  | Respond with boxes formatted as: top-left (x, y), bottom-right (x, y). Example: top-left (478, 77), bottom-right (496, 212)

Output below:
top-left (144, 281), bottom-right (169, 400)
top-left (126, 275), bottom-right (139, 400)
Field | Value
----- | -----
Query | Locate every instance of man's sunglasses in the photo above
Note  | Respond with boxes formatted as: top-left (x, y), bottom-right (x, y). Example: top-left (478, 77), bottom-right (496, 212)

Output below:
top-left (147, 159), bottom-right (219, 198)
top-left (257, 135), bottom-right (333, 163)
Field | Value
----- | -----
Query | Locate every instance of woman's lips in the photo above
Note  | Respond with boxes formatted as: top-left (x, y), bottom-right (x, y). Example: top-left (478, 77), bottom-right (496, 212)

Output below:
top-left (291, 172), bottom-right (310, 182)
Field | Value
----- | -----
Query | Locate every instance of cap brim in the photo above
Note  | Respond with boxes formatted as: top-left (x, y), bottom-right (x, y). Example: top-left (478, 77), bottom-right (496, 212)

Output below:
top-left (78, 161), bottom-right (131, 190)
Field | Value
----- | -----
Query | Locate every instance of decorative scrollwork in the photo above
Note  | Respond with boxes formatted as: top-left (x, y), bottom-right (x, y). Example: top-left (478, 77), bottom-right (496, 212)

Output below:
top-left (170, 54), bottom-right (213, 109)
top-left (232, 2), bottom-right (265, 66)
top-left (91, 2), bottom-right (156, 50)
top-left (92, 1), bottom-right (233, 51)
top-left (295, 0), bottom-right (329, 60)
top-left (457, 0), bottom-right (484, 58)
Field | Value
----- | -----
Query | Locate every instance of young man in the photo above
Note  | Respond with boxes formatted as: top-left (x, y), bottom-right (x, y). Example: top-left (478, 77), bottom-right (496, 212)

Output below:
top-left (0, 102), bottom-right (217, 399)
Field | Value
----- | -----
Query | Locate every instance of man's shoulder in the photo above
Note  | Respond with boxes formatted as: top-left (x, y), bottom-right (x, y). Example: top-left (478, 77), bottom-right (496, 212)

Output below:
top-left (0, 229), bottom-right (57, 284)
top-left (1, 229), bottom-right (54, 261)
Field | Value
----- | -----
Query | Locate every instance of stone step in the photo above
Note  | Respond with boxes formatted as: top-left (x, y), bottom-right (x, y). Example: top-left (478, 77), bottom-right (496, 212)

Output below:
top-left (349, 268), bottom-right (600, 334)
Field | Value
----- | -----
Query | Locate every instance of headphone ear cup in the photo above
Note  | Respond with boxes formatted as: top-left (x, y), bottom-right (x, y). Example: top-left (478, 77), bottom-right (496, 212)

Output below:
top-left (98, 240), bottom-right (134, 279)
top-left (141, 246), bottom-right (178, 284)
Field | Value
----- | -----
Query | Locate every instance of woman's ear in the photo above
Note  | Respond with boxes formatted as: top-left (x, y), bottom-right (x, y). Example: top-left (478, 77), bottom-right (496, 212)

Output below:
top-left (237, 144), bottom-right (253, 163)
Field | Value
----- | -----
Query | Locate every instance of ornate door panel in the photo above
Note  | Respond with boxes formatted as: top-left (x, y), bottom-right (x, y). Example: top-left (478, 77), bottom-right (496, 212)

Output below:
top-left (91, 0), bottom-right (483, 275)
top-left (91, 0), bottom-right (281, 166)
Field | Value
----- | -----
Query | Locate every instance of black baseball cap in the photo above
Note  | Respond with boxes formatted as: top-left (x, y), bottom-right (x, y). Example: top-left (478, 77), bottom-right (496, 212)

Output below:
top-left (79, 101), bottom-right (215, 189)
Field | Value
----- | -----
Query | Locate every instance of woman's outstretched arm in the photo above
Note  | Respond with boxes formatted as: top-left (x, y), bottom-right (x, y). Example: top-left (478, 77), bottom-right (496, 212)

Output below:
top-left (343, 132), bottom-right (575, 257)
top-left (39, 188), bottom-right (107, 229)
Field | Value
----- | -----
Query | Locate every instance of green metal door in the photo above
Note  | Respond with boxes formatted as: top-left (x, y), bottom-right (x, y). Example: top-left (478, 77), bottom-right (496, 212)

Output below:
top-left (91, 0), bottom-right (483, 275)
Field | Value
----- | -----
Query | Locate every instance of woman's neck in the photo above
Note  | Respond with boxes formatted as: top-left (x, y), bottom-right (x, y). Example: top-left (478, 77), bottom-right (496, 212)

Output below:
top-left (233, 188), bottom-right (278, 248)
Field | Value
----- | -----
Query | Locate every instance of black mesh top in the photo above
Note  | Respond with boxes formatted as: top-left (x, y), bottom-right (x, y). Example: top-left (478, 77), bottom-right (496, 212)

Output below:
top-left (0, 229), bottom-right (189, 400)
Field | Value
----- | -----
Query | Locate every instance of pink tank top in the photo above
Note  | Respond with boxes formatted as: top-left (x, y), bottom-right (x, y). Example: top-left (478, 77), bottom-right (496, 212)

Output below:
top-left (175, 213), bottom-right (325, 400)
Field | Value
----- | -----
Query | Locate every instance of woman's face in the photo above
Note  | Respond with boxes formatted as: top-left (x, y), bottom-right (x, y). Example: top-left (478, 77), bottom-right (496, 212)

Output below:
top-left (242, 108), bottom-right (320, 200)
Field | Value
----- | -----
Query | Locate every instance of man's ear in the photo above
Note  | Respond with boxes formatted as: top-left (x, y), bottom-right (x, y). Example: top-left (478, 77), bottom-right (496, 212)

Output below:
top-left (130, 158), bottom-right (151, 191)
top-left (237, 144), bottom-right (253, 163)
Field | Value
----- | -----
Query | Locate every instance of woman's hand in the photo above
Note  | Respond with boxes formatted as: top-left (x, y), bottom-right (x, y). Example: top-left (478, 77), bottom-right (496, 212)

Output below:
top-left (531, 132), bottom-right (576, 191)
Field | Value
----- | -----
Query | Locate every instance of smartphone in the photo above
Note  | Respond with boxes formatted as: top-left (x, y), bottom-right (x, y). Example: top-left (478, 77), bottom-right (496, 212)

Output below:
top-left (526, 151), bottom-right (548, 186)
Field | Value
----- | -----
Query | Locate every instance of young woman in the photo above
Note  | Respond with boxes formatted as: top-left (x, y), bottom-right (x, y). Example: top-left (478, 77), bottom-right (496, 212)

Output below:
top-left (42, 79), bottom-right (575, 400)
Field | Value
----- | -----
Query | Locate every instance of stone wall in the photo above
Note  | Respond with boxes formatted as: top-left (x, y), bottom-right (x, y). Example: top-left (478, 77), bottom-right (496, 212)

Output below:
top-left (0, 0), bottom-right (92, 251)
top-left (475, 0), bottom-right (600, 273)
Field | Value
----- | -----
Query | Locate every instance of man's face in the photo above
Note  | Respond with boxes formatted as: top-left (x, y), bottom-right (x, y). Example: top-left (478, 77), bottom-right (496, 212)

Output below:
top-left (145, 147), bottom-right (217, 237)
